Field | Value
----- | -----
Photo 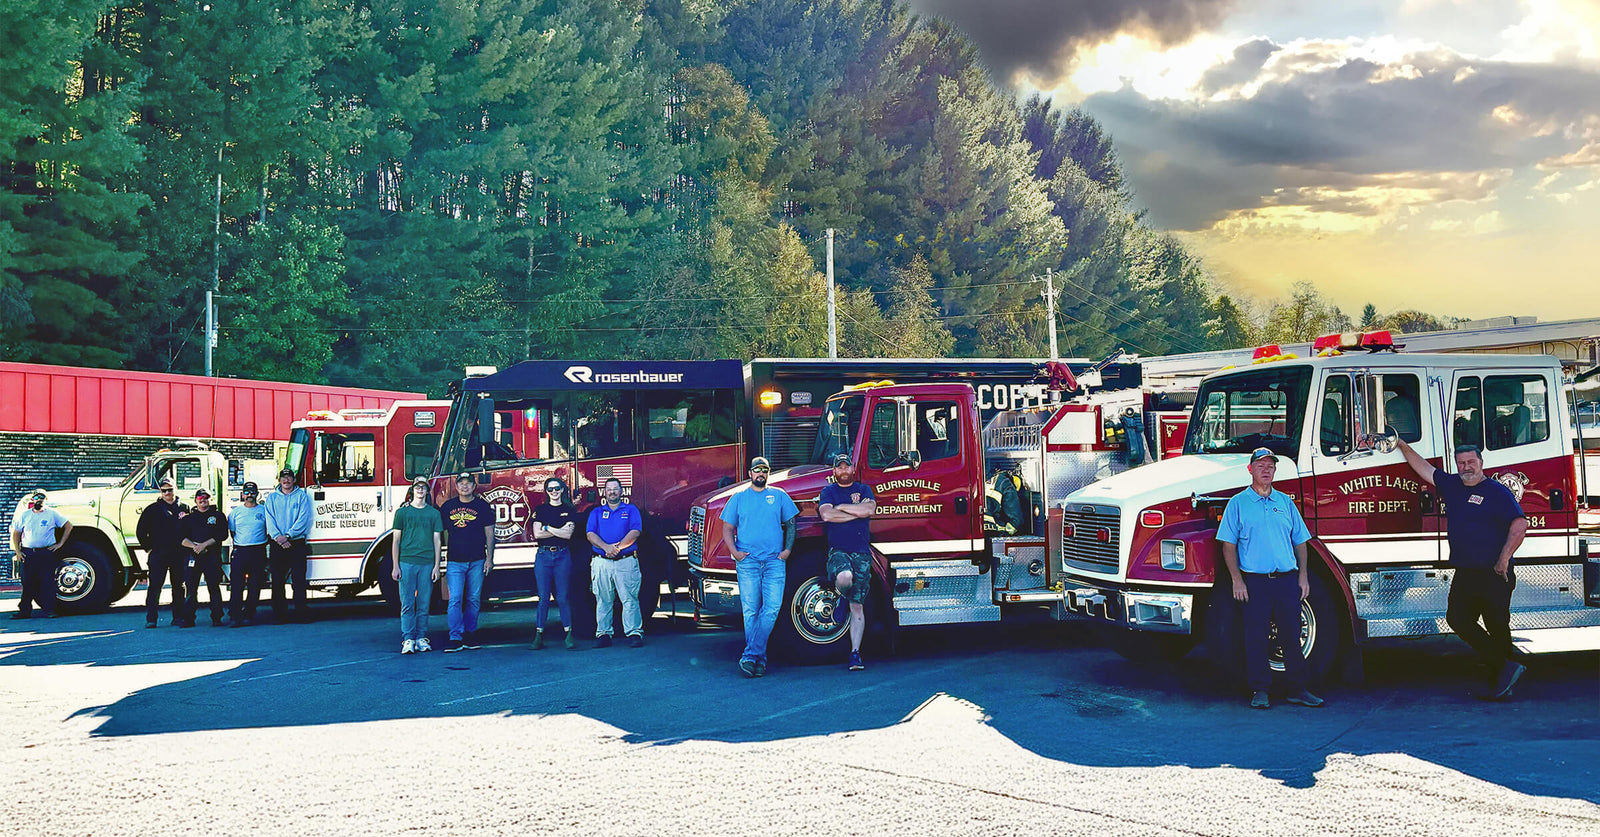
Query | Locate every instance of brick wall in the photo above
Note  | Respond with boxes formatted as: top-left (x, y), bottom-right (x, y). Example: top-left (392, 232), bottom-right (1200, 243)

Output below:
top-left (0, 433), bottom-right (274, 581)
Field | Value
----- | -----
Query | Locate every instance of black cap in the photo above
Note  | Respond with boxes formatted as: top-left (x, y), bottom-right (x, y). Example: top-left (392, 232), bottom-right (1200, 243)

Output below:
top-left (194, 488), bottom-right (211, 498)
top-left (749, 456), bottom-right (772, 470)
top-left (831, 453), bottom-right (852, 466)
top-left (455, 472), bottom-right (473, 483)
top-left (278, 468), bottom-right (296, 479)
top-left (242, 481), bottom-right (259, 494)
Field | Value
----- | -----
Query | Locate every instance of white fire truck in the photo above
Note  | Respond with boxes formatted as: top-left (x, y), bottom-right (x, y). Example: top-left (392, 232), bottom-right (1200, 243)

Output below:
top-left (1056, 332), bottom-right (1600, 681)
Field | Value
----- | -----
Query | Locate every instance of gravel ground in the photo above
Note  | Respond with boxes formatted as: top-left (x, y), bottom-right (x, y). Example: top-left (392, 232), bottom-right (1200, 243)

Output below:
top-left (3, 598), bottom-right (1598, 837)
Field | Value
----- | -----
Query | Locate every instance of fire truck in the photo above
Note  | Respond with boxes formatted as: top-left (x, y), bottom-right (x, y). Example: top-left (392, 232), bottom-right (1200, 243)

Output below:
top-left (684, 373), bottom-right (1183, 663)
top-left (1056, 332), bottom-right (1600, 681)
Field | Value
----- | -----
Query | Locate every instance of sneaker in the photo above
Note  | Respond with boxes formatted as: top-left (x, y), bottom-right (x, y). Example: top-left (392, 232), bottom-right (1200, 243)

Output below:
top-left (401, 639), bottom-right (416, 655)
top-left (415, 637), bottom-right (433, 653)
top-left (1285, 690), bottom-right (1325, 708)
top-left (1249, 690), bottom-right (1270, 709)
top-left (9, 612), bottom-right (30, 620)
top-left (738, 658), bottom-right (758, 678)
top-left (211, 617), bottom-right (223, 627)
top-left (179, 621), bottom-right (196, 629)
top-left (848, 650), bottom-right (864, 671)
top-left (753, 660), bottom-right (766, 677)
top-left (564, 630), bottom-right (576, 650)
top-left (531, 630), bottom-right (546, 651)
top-left (1489, 660), bottom-right (1527, 700)
top-left (595, 635), bottom-right (612, 648)
top-left (443, 638), bottom-right (468, 653)
top-left (628, 634), bottom-right (644, 648)
top-left (463, 633), bottom-right (481, 650)
top-left (145, 620), bottom-right (157, 629)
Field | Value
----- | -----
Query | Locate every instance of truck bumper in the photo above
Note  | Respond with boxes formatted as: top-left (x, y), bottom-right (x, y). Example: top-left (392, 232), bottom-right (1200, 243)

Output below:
top-left (1061, 583), bottom-right (1194, 635)
top-left (688, 568), bottom-right (742, 617)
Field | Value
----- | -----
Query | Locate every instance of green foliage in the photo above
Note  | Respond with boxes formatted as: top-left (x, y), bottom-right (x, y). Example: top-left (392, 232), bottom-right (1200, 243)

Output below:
top-left (218, 215), bottom-right (352, 382)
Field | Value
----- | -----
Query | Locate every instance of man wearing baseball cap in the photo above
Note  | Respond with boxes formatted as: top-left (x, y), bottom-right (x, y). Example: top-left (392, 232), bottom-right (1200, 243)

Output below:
top-left (439, 472), bottom-right (494, 651)
top-left (818, 452), bottom-right (876, 671)
top-left (228, 482), bottom-right (269, 626)
top-left (179, 488), bottom-right (230, 627)
top-left (264, 467), bottom-right (314, 622)
top-left (719, 456), bottom-right (799, 677)
top-left (136, 477), bottom-right (189, 627)
top-left (1217, 447), bottom-right (1324, 709)
top-left (9, 489), bottom-right (71, 620)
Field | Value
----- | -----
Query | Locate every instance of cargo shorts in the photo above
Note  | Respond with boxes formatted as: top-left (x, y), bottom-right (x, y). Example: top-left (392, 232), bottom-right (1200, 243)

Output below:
top-left (826, 549), bottom-right (872, 604)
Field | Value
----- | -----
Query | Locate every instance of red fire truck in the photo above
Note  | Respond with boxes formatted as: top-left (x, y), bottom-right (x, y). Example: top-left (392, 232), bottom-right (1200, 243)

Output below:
top-left (685, 375), bottom-right (1178, 662)
top-left (1056, 333), bottom-right (1600, 681)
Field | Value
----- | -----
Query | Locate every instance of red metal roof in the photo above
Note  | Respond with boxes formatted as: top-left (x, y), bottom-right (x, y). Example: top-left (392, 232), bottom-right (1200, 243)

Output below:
top-left (0, 362), bottom-right (426, 441)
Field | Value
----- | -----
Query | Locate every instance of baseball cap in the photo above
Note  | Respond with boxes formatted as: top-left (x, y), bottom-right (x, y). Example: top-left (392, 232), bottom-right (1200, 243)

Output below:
top-left (194, 488), bottom-right (211, 498)
top-left (831, 453), bottom-right (852, 466)
top-left (1249, 447), bottom-right (1275, 463)
top-left (157, 477), bottom-right (175, 489)
top-left (242, 481), bottom-right (259, 494)
top-left (749, 456), bottom-right (771, 470)
top-left (29, 489), bottom-right (46, 502)
top-left (455, 472), bottom-right (473, 483)
top-left (278, 467), bottom-right (296, 479)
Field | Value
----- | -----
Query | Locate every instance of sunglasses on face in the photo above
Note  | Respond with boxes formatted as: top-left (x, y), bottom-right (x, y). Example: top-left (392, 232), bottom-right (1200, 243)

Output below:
top-left (546, 486), bottom-right (563, 493)
top-left (160, 488), bottom-right (174, 494)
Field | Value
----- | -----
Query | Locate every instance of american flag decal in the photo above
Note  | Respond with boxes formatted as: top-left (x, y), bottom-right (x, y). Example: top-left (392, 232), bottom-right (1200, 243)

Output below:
top-left (596, 464), bottom-right (634, 496)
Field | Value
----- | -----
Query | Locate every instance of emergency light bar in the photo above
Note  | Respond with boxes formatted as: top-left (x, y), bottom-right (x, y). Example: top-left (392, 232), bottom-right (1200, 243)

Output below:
top-left (1312, 330), bottom-right (1399, 353)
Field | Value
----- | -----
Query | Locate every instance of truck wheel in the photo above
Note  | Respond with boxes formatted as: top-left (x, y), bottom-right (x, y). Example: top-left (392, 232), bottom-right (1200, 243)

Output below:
top-left (376, 555), bottom-right (399, 616)
top-left (51, 541), bottom-right (116, 614)
top-left (1268, 573), bottom-right (1342, 686)
top-left (1108, 628), bottom-right (1199, 664)
top-left (770, 553), bottom-right (850, 665)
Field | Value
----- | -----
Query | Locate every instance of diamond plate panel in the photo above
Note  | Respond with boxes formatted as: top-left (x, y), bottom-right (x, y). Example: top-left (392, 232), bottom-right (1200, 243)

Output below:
top-left (891, 560), bottom-right (999, 624)
top-left (993, 538), bottom-right (1048, 592)
top-left (1356, 563), bottom-right (1597, 638)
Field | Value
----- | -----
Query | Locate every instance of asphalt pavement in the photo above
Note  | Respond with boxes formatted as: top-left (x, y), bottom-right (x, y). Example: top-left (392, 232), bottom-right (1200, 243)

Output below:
top-left (2, 587), bottom-right (1597, 836)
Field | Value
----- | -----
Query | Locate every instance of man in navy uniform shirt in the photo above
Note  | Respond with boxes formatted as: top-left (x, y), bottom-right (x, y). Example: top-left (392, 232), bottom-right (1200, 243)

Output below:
top-left (818, 453), bottom-right (875, 671)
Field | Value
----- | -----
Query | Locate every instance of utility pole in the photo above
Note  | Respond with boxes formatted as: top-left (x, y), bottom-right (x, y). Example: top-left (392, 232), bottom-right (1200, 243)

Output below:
top-left (206, 145), bottom-right (223, 377)
top-left (826, 227), bottom-right (837, 360)
top-left (1041, 267), bottom-right (1059, 362)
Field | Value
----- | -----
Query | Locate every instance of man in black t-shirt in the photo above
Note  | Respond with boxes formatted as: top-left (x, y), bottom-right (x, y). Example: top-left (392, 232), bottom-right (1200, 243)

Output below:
top-left (818, 453), bottom-right (876, 671)
top-left (179, 488), bottom-right (230, 627)
top-left (440, 473), bottom-right (495, 651)
top-left (137, 478), bottom-right (189, 628)
top-left (1395, 436), bottom-right (1529, 699)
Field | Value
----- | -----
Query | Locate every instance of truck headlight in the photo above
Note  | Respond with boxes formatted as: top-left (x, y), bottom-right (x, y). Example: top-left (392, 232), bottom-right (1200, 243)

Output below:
top-left (1159, 539), bottom-right (1186, 571)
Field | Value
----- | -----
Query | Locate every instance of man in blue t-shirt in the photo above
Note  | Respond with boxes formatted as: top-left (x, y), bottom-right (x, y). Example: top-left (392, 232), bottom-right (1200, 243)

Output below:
top-left (1217, 448), bottom-right (1322, 710)
top-left (1396, 436), bottom-right (1528, 699)
top-left (719, 456), bottom-right (798, 678)
top-left (586, 478), bottom-right (644, 647)
top-left (818, 453), bottom-right (875, 671)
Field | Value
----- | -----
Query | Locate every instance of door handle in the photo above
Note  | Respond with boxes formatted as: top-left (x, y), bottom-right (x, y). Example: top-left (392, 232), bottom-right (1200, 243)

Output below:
top-left (1419, 491), bottom-right (1434, 514)
top-left (1551, 489), bottom-right (1564, 511)
top-left (954, 496), bottom-right (968, 515)
top-left (376, 492), bottom-right (383, 511)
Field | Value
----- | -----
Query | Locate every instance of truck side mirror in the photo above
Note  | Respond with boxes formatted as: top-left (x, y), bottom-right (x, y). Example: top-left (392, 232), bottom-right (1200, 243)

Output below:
top-left (895, 400), bottom-right (922, 470)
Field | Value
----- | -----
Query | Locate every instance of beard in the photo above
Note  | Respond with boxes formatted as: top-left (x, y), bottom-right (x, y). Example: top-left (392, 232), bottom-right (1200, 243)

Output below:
top-left (752, 475), bottom-right (768, 488)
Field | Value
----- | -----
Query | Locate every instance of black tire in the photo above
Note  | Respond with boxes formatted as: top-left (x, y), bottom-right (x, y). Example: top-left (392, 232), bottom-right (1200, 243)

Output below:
top-left (1204, 573), bottom-right (1344, 688)
top-left (376, 554), bottom-right (399, 616)
top-left (1107, 628), bottom-right (1199, 664)
top-left (769, 552), bottom-right (851, 665)
top-left (51, 540), bottom-right (117, 614)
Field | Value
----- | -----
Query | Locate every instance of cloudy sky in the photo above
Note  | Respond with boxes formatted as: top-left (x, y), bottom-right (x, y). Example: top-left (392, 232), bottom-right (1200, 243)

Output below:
top-left (909, 0), bottom-right (1599, 322)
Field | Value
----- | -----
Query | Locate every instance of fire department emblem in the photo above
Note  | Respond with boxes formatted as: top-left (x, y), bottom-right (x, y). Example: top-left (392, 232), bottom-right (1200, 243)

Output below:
top-left (1493, 471), bottom-right (1528, 502)
top-left (484, 485), bottom-right (530, 540)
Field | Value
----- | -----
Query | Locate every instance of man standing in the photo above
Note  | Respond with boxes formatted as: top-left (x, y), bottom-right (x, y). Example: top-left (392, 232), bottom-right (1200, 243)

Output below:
top-left (137, 478), bottom-right (189, 628)
top-left (228, 482), bottom-right (268, 627)
top-left (9, 489), bottom-right (71, 620)
top-left (719, 456), bottom-right (799, 678)
top-left (1217, 448), bottom-right (1324, 709)
top-left (818, 453), bottom-right (875, 671)
top-left (264, 467), bottom-right (314, 623)
top-left (392, 478), bottom-right (443, 654)
top-left (440, 473), bottom-right (494, 652)
top-left (179, 488), bottom-right (229, 627)
top-left (1394, 437), bottom-right (1529, 699)
top-left (586, 477), bottom-right (644, 648)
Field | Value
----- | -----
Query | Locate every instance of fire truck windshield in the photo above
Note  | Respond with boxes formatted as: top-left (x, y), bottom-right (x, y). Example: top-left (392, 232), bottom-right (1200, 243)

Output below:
top-left (812, 394), bottom-right (865, 466)
top-left (1184, 366), bottom-right (1313, 458)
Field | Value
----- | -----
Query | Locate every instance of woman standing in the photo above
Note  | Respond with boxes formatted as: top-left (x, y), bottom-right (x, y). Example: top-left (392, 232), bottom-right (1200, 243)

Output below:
top-left (531, 477), bottom-right (578, 650)
top-left (392, 477), bottom-right (442, 654)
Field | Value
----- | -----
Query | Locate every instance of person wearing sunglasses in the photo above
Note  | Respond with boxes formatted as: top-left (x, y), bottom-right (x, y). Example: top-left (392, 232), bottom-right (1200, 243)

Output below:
top-left (440, 473), bottom-right (494, 652)
top-left (135, 477), bottom-right (190, 628)
top-left (227, 482), bottom-right (268, 627)
top-left (9, 489), bottom-right (70, 620)
top-left (530, 477), bottom-right (578, 650)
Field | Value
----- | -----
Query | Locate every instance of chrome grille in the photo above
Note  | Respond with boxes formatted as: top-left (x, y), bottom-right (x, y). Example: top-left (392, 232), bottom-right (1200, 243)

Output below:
top-left (1060, 503), bottom-right (1121, 573)
top-left (687, 506), bottom-right (705, 566)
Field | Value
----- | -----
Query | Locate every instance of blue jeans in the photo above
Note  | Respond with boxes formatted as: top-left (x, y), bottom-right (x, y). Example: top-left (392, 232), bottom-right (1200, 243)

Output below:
top-left (446, 560), bottom-right (484, 640)
top-left (398, 562), bottom-right (432, 641)
top-left (535, 546), bottom-right (572, 630)
top-left (735, 556), bottom-right (787, 663)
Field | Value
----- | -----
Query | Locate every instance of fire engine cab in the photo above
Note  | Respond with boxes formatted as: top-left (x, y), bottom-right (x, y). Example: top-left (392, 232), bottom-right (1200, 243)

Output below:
top-left (1057, 332), bottom-right (1600, 680)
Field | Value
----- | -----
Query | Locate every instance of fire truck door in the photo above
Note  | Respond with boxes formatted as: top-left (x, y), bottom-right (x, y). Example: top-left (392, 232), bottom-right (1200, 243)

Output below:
top-left (1311, 369), bottom-right (1443, 568)
top-left (306, 428), bottom-right (388, 582)
top-left (858, 396), bottom-right (981, 560)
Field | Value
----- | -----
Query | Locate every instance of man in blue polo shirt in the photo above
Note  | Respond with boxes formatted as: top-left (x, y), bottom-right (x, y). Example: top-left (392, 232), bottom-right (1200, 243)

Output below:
top-left (1217, 448), bottom-right (1323, 710)
top-left (586, 477), bottom-right (643, 648)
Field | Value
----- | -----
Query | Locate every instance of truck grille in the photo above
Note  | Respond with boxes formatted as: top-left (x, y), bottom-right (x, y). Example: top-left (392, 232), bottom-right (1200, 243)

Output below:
top-left (1060, 504), bottom-right (1120, 574)
top-left (687, 507), bottom-right (705, 566)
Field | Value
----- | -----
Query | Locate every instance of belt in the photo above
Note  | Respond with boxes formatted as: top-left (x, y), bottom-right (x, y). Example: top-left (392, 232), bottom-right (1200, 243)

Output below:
top-left (1244, 570), bottom-right (1296, 578)
top-left (597, 552), bottom-right (636, 560)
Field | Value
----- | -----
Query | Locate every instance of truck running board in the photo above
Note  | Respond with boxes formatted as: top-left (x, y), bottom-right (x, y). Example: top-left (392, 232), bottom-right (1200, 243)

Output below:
top-left (891, 560), bottom-right (1002, 626)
